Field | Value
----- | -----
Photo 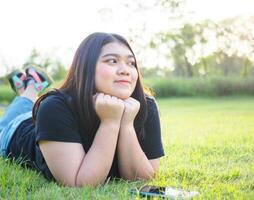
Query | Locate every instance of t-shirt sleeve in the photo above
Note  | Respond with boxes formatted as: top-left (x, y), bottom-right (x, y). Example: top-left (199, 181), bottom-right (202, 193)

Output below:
top-left (35, 94), bottom-right (82, 144)
top-left (140, 97), bottom-right (164, 159)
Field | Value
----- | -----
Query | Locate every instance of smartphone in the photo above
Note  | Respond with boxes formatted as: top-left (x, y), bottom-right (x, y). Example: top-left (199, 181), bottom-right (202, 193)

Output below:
top-left (130, 185), bottom-right (199, 199)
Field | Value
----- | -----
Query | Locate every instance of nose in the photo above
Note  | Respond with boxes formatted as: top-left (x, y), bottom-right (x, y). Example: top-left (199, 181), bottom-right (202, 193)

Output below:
top-left (117, 62), bottom-right (130, 75)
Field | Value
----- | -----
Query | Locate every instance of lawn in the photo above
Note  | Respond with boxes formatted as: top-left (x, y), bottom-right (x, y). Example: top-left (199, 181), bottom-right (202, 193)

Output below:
top-left (0, 97), bottom-right (253, 199)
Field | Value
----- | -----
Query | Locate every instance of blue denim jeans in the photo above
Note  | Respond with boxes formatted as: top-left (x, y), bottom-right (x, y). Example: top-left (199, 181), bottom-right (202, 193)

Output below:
top-left (0, 96), bottom-right (33, 156)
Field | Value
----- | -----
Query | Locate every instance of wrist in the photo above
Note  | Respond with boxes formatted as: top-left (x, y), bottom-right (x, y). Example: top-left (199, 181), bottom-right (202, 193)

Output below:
top-left (100, 119), bottom-right (121, 129)
top-left (120, 122), bottom-right (134, 130)
top-left (121, 116), bottom-right (135, 126)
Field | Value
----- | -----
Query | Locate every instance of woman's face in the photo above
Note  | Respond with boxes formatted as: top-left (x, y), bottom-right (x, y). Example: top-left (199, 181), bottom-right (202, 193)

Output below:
top-left (95, 42), bottom-right (138, 99)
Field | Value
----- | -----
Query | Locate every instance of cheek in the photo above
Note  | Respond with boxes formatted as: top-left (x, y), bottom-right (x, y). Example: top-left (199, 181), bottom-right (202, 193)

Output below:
top-left (96, 67), bottom-right (111, 78)
top-left (95, 65), bottom-right (115, 88)
top-left (132, 69), bottom-right (138, 84)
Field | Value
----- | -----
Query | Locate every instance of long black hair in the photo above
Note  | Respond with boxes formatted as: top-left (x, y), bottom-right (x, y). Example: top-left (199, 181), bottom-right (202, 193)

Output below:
top-left (33, 32), bottom-right (148, 141)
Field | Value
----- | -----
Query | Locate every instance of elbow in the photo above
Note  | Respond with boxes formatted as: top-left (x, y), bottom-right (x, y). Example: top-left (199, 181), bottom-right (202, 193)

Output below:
top-left (53, 175), bottom-right (98, 188)
top-left (138, 164), bottom-right (158, 180)
top-left (56, 182), bottom-right (96, 188)
top-left (136, 169), bottom-right (156, 181)
top-left (75, 181), bottom-right (96, 188)
top-left (75, 174), bottom-right (106, 188)
top-left (75, 179), bottom-right (100, 188)
top-left (141, 168), bottom-right (156, 180)
top-left (120, 168), bottom-right (156, 181)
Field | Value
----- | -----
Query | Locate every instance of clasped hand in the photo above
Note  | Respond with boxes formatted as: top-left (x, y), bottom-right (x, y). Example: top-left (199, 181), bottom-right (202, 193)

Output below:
top-left (93, 93), bottom-right (140, 125)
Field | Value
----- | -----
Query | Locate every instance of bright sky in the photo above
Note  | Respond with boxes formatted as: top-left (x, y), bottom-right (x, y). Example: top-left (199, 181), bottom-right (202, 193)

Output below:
top-left (186, 0), bottom-right (254, 21)
top-left (0, 0), bottom-right (254, 76)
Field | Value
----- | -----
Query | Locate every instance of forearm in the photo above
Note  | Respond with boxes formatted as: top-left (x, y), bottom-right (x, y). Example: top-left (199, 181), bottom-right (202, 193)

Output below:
top-left (76, 122), bottom-right (120, 187)
top-left (117, 124), bottom-right (155, 180)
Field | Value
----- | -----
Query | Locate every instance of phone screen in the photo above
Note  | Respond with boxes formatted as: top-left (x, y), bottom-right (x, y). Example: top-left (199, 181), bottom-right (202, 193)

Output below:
top-left (130, 185), bottom-right (199, 198)
top-left (140, 185), bottom-right (166, 195)
top-left (129, 185), bottom-right (167, 198)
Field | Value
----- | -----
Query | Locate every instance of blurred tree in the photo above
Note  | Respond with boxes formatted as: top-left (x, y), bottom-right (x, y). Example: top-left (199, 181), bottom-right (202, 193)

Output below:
top-left (150, 15), bottom-right (254, 78)
top-left (146, 0), bottom-right (254, 78)
top-left (23, 48), bottom-right (67, 80)
top-left (152, 21), bottom-right (213, 77)
top-left (215, 16), bottom-right (254, 77)
top-left (111, 0), bottom-right (186, 73)
top-left (23, 48), bottom-right (50, 71)
top-left (51, 61), bottom-right (67, 81)
top-left (194, 51), bottom-right (253, 76)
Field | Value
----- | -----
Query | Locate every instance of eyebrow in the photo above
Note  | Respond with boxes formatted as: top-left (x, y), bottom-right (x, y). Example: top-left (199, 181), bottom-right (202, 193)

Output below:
top-left (101, 53), bottom-right (134, 59)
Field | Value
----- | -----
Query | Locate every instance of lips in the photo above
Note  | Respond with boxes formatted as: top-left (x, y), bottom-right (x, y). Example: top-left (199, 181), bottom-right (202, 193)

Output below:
top-left (115, 80), bottom-right (131, 84)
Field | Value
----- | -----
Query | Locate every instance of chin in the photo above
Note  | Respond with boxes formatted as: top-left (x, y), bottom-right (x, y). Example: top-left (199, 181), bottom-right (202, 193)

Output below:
top-left (114, 93), bottom-right (131, 100)
top-left (98, 89), bottom-right (133, 100)
top-left (110, 89), bottom-right (134, 99)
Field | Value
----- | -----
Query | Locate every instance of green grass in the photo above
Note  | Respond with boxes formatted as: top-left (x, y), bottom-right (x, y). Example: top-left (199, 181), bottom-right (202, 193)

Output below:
top-left (0, 85), bottom-right (15, 104)
top-left (0, 97), bottom-right (254, 199)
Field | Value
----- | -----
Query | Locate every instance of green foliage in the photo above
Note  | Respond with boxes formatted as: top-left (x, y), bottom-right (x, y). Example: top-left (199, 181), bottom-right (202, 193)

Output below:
top-left (194, 51), bottom-right (254, 77)
top-left (22, 48), bottom-right (67, 81)
top-left (153, 21), bottom-right (215, 77)
top-left (51, 61), bottom-right (67, 81)
top-left (0, 85), bottom-right (15, 103)
top-left (150, 15), bottom-right (254, 78)
top-left (144, 76), bottom-right (254, 97)
top-left (0, 76), bottom-right (253, 104)
top-left (0, 97), bottom-right (253, 199)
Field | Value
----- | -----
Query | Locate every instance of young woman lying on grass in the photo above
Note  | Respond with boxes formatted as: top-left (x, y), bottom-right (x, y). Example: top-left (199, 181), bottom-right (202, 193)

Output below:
top-left (0, 32), bottom-right (164, 187)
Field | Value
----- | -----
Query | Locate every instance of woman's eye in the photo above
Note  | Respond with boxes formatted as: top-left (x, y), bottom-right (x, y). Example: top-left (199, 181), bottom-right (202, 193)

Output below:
top-left (128, 61), bottom-right (136, 67)
top-left (106, 59), bottom-right (117, 64)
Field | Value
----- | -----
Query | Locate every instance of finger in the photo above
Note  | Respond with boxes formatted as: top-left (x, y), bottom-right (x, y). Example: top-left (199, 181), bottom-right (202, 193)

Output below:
top-left (104, 94), bottom-right (111, 101)
top-left (96, 93), bottom-right (104, 99)
top-left (95, 93), bottom-right (104, 104)
top-left (124, 98), bottom-right (134, 105)
top-left (93, 93), bottom-right (99, 103)
top-left (111, 96), bottom-right (117, 100)
top-left (118, 98), bottom-right (124, 103)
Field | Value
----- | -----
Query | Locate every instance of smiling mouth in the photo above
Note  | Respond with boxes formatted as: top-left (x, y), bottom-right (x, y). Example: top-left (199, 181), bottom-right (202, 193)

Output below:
top-left (116, 81), bottom-right (130, 83)
top-left (115, 81), bottom-right (131, 86)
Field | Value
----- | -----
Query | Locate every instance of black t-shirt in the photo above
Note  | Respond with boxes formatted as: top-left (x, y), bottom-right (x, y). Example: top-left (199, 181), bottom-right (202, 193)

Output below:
top-left (7, 91), bottom-right (164, 181)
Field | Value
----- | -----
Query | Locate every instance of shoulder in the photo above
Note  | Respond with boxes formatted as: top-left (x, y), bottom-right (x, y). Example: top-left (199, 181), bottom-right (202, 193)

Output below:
top-left (145, 95), bottom-right (159, 112)
top-left (41, 90), bottom-right (69, 104)
top-left (37, 90), bottom-right (74, 115)
top-left (145, 95), bottom-right (160, 122)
